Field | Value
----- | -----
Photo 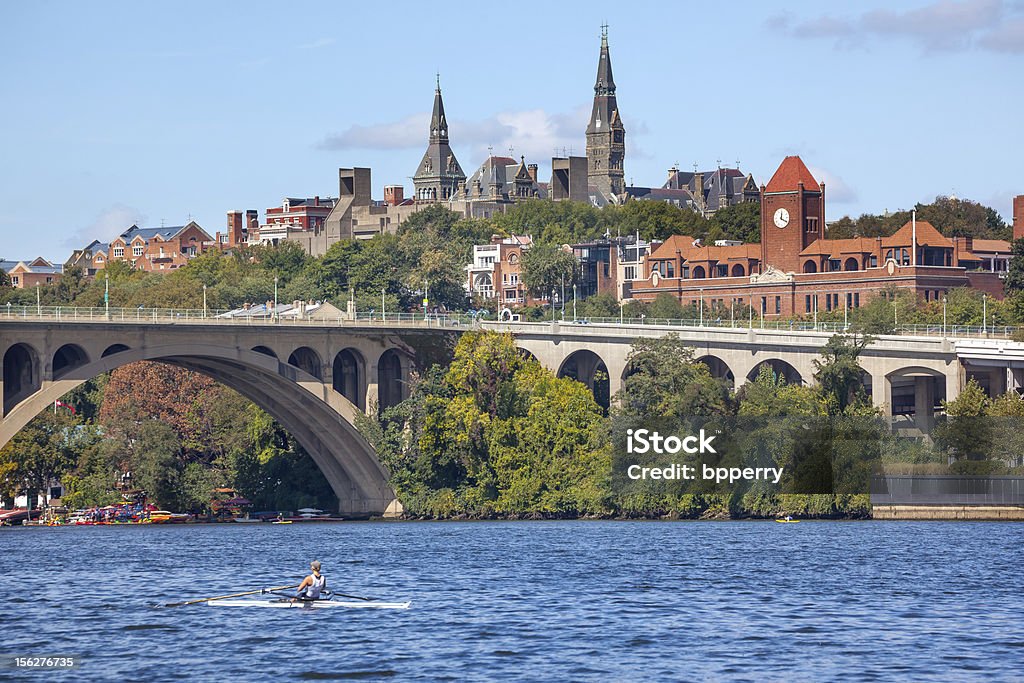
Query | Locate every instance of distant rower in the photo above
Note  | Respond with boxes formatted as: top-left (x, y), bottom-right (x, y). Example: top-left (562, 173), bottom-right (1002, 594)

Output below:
top-left (296, 560), bottom-right (327, 601)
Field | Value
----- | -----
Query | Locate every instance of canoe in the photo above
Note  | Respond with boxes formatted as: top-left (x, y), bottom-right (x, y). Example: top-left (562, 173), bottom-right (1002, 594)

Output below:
top-left (209, 598), bottom-right (410, 609)
top-left (271, 520), bottom-right (292, 525)
top-left (775, 519), bottom-right (800, 523)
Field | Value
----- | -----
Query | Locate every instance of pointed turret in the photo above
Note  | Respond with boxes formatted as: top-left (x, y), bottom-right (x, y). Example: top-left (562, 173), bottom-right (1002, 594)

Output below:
top-left (586, 25), bottom-right (625, 199)
top-left (429, 74), bottom-right (449, 144)
top-left (413, 76), bottom-right (465, 203)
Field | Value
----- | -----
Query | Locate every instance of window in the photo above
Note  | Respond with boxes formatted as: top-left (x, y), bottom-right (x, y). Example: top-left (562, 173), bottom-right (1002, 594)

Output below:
top-left (508, 253), bottom-right (519, 265)
top-left (805, 295), bottom-right (812, 313)
top-left (805, 217), bottom-right (818, 234)
top-left (46, 277), bottom-right (52, 283)
top-left (624, 265), bottom-right (636, 280)
top-left (112, 246), bottom-right (124, 257)
top-left (869, 255), bottom-right (878, 268)
top-left (716, 265), bottom-right (728, 277)
top-left (133, 245), bottom-right (144, 256)
top-left (854, 293), bottom-right (860, 308)
top-left (775, 296), bottom-right (781, 314)
top-left (666, 262), bottom-right (675, 278)
top-left (11, 276), bottom-right (18, 286)
top-left (761, 296), bottom-right (767, 313)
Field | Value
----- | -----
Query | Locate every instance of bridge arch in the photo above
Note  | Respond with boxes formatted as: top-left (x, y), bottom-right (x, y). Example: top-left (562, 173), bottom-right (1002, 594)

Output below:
top-left (558, 349), bottom-right (610, 412)
top-left (3, 342), bottom-right (41, 415)
top-left (747, 358), bottom-right (803, 386)
top-left (52, 344), bottom-right (90, 379)
top-left (288, 346), bottom-right (323, 380)
top-left (252, 345), bottom-right (277, 358)
top-left (0, 343), bottom-right (395, 516)
top-left (101, 344), bottom-right (130, 358)
top-left (885, 365), bottom-right (946, 422)
top-left (333, 348), bottom-right (366, 411)
top-left (697, 354), bottom-right (736, 389)
top-left (376, 349), bottom-right (409, 413)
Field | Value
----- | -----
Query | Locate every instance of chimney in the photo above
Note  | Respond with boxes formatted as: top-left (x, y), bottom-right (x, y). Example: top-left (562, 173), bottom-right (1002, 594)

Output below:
top-left (245, 210), bottom-right (258, 232)
top-left (667, 167), bottom-right (678, 190)
top-left (1014, 195), bottom-right (1024, 241)
top-left (528, 164), bottom-right (538, 183)
top-left (385, 185), bottom-right (404, 206)
top-left (314, 195), bottom-right (320, 207)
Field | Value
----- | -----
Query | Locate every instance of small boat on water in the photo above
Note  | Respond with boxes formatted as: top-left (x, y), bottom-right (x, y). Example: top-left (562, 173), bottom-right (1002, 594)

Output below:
top-left (272, 520), bottom-right (292, 525)
top-left (209, 598), bottom-right (410, 609)
top-left (149, 511), bottom-right (191, 524)
top-left (775, 518), bottom-right (800, 524)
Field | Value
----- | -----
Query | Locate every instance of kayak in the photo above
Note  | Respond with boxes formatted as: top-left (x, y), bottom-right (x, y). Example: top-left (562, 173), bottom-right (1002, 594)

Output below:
top-left (775, 519), bottom-right (800, 523)
top-left (272, 520), bottom-right (292, 525)
top-left (210, 598), bottom-right (410, 609)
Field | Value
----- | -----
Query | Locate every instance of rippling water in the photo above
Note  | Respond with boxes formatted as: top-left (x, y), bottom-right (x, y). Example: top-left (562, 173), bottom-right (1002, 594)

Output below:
top-left (0, 521), bottom-right (1021, 681)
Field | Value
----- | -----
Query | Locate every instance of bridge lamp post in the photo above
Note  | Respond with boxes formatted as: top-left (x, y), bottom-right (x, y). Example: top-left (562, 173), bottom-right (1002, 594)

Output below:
top-left (551, 289), bottom-right (556, 322)
top-left (573, 284), bottom-right (577, 322)
top-left (983, 294), bottom-right (988, 335)
top-left (699, 288), bottom-right (704, 327)
top-left (942, 296), bottom-right (947, 337)
top-left (104, 272), bottom-right (110, 320)
top-left (202, 284), bottom-right (207, 319)
top-left (381, 288), bottom-right (386, 323)
top-left (35, 283), bottom-right (41, 316)
top-left (619, 299), bottom-right (624, 325)
top-left (273, 276), bottom-right (279, 322)
top-left (813, 290), bottom-right (818, 330)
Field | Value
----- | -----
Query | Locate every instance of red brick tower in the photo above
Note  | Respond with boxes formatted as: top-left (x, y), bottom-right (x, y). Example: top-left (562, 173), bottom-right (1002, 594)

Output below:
top-left (1013, 195), bottom-right (1024, 241)
top-left (759, 156), bottom-right (825, 274)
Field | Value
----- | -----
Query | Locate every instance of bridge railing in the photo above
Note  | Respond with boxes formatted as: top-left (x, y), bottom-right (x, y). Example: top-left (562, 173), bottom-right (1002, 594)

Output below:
top-left (0, 304), bottom-right (1019, 339)
top-left (0, 305), bottom-right (475, 328)
top-left (533, 316), bottom-right (1020, 339)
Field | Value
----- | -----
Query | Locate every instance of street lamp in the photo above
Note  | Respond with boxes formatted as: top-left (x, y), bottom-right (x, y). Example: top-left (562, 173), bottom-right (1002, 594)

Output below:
top-left (104, 271), bottom-right (110, 319)
top-left (813, 290), bottom-right (818, 330)
top-left (573, 284), bottom-right (577, 322)
top-left (35, 283), bottom-right (41, 316)
top-left (551, 288), bottom-right (556, 322)
top-left (202, 284), bottom-right (207, 319)
top-left (983, 293), bottom-right (988, 334)
top-left (619, 299), bottom-right (624, 325)
top-left (381, 287), bottom-right (386, 323)
top-left (273, 276), bottom-right (279, 322)
top-left (699, 288), bottom-right (704, 327)
top-left (942, 296), bottom-right (947, 337)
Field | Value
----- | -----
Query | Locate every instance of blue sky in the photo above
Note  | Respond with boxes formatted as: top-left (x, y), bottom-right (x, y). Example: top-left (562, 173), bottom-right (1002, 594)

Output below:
top-left (1, 0), bottom-right (1021, 262)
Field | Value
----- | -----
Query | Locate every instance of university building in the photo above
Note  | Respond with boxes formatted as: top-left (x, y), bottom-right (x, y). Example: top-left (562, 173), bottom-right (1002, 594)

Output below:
top-left (630, 156), bottom-right (1012, 316)
top-left (66, 222), bottom-right (216, 275)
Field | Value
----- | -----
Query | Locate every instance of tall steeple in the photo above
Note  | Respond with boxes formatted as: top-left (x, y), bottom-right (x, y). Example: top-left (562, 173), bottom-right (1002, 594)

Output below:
top-left (586, 24), bottom-right (625, 199)
top-left (429, 73), bottom-right (449, 144)
top-left (413, 76), bottom-right (466, 203)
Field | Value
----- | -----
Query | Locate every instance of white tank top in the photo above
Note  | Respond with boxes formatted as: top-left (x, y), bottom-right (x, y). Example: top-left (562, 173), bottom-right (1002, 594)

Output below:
top-left (308, 573), bottom-right (326, 599)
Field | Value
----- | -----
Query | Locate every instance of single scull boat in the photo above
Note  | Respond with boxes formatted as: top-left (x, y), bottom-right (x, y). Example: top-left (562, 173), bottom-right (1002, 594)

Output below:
top-left (209, 598), bottom-right (410, 609)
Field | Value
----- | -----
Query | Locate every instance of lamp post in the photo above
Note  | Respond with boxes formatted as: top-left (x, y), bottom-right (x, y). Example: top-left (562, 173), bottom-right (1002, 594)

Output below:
top-left (551, 289), bottom-right (556, 322)
top-left (104, 271), bottom-right (110, 319)
top-left (619, 299), bottom-right (624, 325)
top-left (381, 287), bottom-right (386, 323)
top-left (942, 296), bottom-right (947, 337)
top-left (983, 293), bottom-right (988, 334)
top-left (35, 283), bottom-right (41, 316)
top-left (202, 284), bottom-right (207, 319)
top-left (561, 275), bottom-right (565, 320)
top-left (813, 290), bottom-right (818, 330)
top-left (273, 276), bottom-right (279, 322)
top-left (699, 288), bottom-right (704, 326)
top-left (730, 298), bottom-right (735, 328)
top-left (573, 284), bottom-right (577, 322)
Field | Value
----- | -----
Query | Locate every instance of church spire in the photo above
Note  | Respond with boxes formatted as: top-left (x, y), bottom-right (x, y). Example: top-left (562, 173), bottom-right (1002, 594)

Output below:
top-left (430, 75), bottom-right (448, 144)
top-left (594, 23), bottom-right (615, 97)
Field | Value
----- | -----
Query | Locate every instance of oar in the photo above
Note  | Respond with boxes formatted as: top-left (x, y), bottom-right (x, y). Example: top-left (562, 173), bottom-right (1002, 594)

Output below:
top-left (164, 584), bottom-right (300, 607)
top-left (329, 590), bottom-right (377, 602)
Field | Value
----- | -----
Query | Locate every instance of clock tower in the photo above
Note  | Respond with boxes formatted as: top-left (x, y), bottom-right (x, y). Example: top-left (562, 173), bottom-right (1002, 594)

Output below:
top-left (759, 156), bottom-right (825, 274)
top-left (586, 25), bottom-right (625, 200)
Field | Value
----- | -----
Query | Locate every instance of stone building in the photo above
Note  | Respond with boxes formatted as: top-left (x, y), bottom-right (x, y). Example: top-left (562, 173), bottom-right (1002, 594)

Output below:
top-left (413, 79), bottom-right (466, 203)
top-left (586, 26), bottom-right (625, 203)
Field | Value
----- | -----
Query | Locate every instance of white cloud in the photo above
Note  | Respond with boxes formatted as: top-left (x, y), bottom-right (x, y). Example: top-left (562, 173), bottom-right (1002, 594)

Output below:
top-left (63, 204), bottom-right (147, 248)
top-left (809, 166), bottom-right (858, 204)
top-left (770, 0), bottom-right (1023, 53)
top-left (318, 104), bottom-right (592, 163)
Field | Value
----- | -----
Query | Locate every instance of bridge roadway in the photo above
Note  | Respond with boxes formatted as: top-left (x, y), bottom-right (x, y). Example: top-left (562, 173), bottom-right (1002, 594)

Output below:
top-left (3, 312), bottom-right (1023, 515)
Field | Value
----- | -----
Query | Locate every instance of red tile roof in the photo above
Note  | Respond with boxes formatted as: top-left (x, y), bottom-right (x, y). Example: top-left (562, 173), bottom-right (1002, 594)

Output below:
top-left (764, 156), bottom-right (820, 193)
top-left (882, 220), bottom-right (951, 248)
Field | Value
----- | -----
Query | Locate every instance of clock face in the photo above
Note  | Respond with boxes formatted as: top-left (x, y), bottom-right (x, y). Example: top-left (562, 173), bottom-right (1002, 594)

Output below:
top-left (773, 208), bottom-right (790, 228)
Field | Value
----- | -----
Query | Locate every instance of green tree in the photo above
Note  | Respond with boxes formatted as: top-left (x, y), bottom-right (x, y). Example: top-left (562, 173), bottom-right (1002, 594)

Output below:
top-left (1004, 238), bottom-right (1024, 294)
top-left (813, 334), bottom-right (873, 414)
top-left (708, 201), bottom-right (761, 244)
top-left (935, 379), bottom-right (990, 461)
top-left (521, 242), bottom-right (577, 298)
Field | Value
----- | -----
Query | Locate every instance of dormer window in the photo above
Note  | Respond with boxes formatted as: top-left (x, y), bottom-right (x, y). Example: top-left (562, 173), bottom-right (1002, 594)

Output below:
top-left (133, 245), bottom-right (144, 256)
top-left (112, 246), bottom-right (124, 257)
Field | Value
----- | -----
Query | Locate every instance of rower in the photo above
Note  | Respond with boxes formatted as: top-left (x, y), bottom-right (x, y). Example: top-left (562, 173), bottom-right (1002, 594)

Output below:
top-left (295, 560), bottom-right (327, 601)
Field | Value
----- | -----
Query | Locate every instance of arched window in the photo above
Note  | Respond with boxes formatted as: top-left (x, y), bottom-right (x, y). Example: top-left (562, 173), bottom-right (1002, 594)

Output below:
top-left (803, 260), bottom-right (818, 273)
top-left (692, 266), bottom-right (706, 279)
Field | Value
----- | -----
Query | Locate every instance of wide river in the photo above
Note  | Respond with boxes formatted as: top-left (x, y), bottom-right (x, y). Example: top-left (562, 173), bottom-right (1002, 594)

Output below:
top-left (0, 521), bottom-right (1021, 681)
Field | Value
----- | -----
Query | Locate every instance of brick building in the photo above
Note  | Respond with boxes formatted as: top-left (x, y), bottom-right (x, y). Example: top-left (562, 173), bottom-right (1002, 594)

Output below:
top-left (630, 156), bottom-right (1008, 317)
top-left (69, 222), bottom-right (216, 274)
top-left (1, 257), bottom-right (62, 288)
top-left (466, 235), bottom-right (533, 307)
top-left (1015, 194), bottom-right (1024, 240)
